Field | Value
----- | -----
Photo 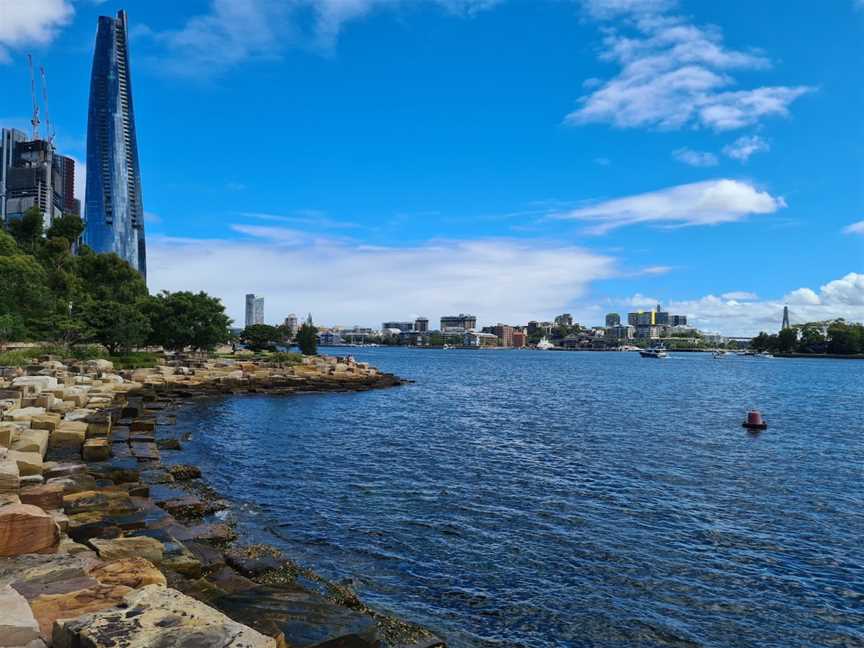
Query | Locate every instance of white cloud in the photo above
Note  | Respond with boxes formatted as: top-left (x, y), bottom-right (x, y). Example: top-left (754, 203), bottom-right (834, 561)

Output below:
top-left (842, 220), bottom-right (864, 235)
top-left (146, 0), bottom-right (498, 75)
top-left (147, 229), bottom-right (616, 327)
top-left (568, 4), bottom-right (813, 131)
top-left (721, 291), bottom-right (757, 301)
top-left (784, 287), bottom-right (820, 305)
top-left (672, 147), bottom-right (718, 167)
top-left (553, 179), bottom-right (785, 233)
top-left (0, 0), bottom-right (73, 63)
top-left (581, 0), bottom-right (676, 19)
top-left (723, 134), bottom-right (770, 162)
top-left (620, 273), bottom-right (864, 336)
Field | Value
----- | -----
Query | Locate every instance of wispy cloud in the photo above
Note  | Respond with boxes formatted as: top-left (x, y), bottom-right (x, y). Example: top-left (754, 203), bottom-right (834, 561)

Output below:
top-left (721, 291), bottom-right (758, 301)
top-left (141, 0), bottom-right (499, 76)
top-left (0, 0), bottom-right (73, 63)
top-left (149, 230), bottom-right (617, 326)
top-left (568, 1), bottom-right (814, 131)
top-left (241, 210), bottom-right (361, 229)
top-left (723, 134), bottom-right (770, 162)
top-left (552, 179), bottom-right (785, 234)
top-left (617, 273), bottom-right (864, 336)
top-left (672, 147), bottom-right (718, 167)
top-left (842, 220), bottom-right (864, 236)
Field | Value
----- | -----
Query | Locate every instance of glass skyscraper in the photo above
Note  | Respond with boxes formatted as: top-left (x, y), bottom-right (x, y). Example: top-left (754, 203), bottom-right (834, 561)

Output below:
top-left (84, 10), bottom-right (146, 278)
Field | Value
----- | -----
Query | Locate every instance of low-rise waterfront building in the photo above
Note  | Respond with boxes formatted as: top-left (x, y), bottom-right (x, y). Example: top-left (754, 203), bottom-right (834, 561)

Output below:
top-left (606, 324), bottom-right (636, 341)
top-left (463, 331), bottom-right (498, 347)
top-left (382, 321), bottom-right (414, 333)
top-left (512, 330), bottom-right (527, 348)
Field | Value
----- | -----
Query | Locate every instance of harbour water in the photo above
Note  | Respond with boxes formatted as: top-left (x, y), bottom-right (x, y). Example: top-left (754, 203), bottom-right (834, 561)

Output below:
top-left (172, 349), bottom-right (863, 647)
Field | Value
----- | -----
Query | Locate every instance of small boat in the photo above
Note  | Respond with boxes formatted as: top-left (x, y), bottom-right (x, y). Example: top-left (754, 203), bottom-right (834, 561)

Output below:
top-left (639, 347), bottom-right (668, 358)
top-left (755, 351), bottom-right (774, 359)
top-left (713, 350), bottom-right (729, 359)
top-left (536, 337), bottom-right (554, 350)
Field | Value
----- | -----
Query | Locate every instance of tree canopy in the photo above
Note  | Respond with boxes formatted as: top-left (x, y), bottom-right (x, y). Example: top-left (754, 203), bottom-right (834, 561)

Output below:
top-left (0, 209), bottom-right (233, 354)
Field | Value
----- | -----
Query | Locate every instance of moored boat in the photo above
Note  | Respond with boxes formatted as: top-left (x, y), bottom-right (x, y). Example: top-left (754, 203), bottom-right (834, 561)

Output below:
top-left (639, 347), bottom-right (668, 358)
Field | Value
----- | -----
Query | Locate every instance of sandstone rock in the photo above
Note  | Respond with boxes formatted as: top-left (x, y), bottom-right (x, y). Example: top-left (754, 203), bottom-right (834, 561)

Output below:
top-left (30, 414), bottom-right (61, 433)
top-left (207, 565), bottom-right (257, 594)
top-left (11, 376), bottom-right (58, 394)
top-left (87, 557), bottom-right (166, 589)
top-left (85, 359), bottom-right (114, 371)
top-left (49, 509), bottom-right (69, 533)
top-left (6, 450), bottom-right (43, 476)
top-left (130, 441), bottom-right (159, 461)
top-left (0, 493), bottom-right (21, 508)
top-left (12, 429), bottom-right (50, 457)
top-left (50, 423), bottom-right (87, 449)
top-left (0, 584), bottom-right (41, 646)
top-left (0, 459), bottom-right (19, 494)
top-left (19, 484), bottom-right (64, 510)
top-left (167, 464), bottom-right (201, 481)
top-left (130, 419), bottom-right (155, 433)
top-left (89, 536), bottom-right (164, 564)
top-left (53, 584), bottom-right (276, 648)
top-left (63, 408), bottom-right (96, 423)
top-left (215, 584), bottom-right (380, 648)
top-left (46, 473), bottom-right (98, 494)
top-left (0, 424), bottom-right (16, 449)
top-left (62, 490), bottom-right (135, 516)
top-left (43, 462), bottom-right (87, 480)
top-left (4, 407), bottom-right (46, 423)
top-left (30, 582), bottom-right (132, 638)
top-left (82, 439), bottom-right (111, 462)
top-left (67, 512), bottom-right (121, 544)
top-left (0, 504), bottom-right (59, 556)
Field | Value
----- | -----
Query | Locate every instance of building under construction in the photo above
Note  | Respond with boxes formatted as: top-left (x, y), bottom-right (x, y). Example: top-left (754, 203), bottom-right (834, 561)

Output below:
top-left (0, 57), bottom-right (79, 228)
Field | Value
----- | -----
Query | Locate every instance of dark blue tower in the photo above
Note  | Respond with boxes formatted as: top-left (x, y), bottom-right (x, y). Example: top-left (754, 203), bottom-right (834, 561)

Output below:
top-left (84, 10), bottom-right (146, 278)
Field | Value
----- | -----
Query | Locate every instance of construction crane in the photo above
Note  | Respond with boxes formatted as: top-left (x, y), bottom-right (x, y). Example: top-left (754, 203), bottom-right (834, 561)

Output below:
top-left (27, 54), bottom-right (41, 141)
top-left (40, 65), bottom-right (55, 146)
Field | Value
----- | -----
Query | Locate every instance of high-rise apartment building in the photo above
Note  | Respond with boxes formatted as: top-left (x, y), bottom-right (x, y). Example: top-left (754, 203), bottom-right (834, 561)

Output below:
top-left (283, 313), bottom-right (299, 335)
top-left (414, 317), bottom-right (429, 333)
top-left (245, 294), bottom-right (264, 327)
top-left (605, 313), bottom-right (621, 327)
top-left (84, 10), bottom-right (146, 278)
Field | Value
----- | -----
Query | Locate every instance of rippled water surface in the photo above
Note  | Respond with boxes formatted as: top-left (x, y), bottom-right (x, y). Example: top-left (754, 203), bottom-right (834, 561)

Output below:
top-left (173, 349), bottom-right (863, 647)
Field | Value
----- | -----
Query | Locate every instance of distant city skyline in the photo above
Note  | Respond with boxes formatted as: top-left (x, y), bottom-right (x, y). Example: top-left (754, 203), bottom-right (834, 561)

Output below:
top-left (1, 1), bottom-right (860, 334)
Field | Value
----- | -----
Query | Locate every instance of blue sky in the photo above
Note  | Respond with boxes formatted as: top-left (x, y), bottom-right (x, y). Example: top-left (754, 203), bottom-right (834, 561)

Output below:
top-left (1, 0), bottom-right (862, 334)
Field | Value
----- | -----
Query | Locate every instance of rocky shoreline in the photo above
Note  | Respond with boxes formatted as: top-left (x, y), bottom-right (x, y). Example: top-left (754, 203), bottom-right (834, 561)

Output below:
top-left (0, 354), bottom-right (443, 648)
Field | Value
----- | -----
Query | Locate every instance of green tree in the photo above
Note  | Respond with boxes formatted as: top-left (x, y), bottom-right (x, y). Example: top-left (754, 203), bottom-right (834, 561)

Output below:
top-left (6, 207), bottom-right (44, 254)
top-left (241, 324), bottom-right (283, 352)
top-left (0, 254), bottom-right (52, 337)
top-left (295, 321), bottom-right (318, 356)
top-left (81, 300), bottom-right (151, 354)
top-left (776, 327), bottom-right (798, 353)
top-left (45, 214), bottom-right (84, 245)
top-left (144, 291), bottom-right (232, 351)
top-left (75, 249), bottom-right (148, 304)
top-left (827, 320), bottom-right (863, 355)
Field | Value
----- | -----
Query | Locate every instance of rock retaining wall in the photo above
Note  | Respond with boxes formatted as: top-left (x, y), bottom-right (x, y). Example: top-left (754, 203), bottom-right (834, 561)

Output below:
top-left (0, 355), bottom-right (442, 648)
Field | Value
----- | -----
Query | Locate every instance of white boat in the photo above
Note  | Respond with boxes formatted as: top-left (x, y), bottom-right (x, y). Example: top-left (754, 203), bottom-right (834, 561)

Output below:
top-left (536, 337), bottom-right (554, 350)
top-left (639, 347), bottom-right (668, 358)
top-left (713, 350), bottom-right (729, 359)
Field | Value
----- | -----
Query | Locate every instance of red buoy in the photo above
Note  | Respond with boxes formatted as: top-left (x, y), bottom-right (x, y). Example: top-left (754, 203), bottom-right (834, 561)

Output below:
top-left (742, 410), bottom-right (768, 430)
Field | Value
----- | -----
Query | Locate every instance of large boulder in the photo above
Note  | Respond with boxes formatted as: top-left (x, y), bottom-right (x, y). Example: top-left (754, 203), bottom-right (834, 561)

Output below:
top-left (5, 450), bottom-right (43, 477)
top-left (0, 584), bottom-right (41, 646)
top-left (12, 429), bottom-right (50, 457)
top-left (89, 537), bottom-right (164, 564)
top-left (87, 557), bottom-right (167, 589)
top-left (215, 584), bottom-right (381, 648)
top-left (53, 584), bottom-right (277, 648)
top-left (0, 504), bottom-right (59, 556)
top-left (0, 459), bottom-right (19, 494)
top-left (30, 582), bottom-right (133, 639)
top-left (19, 484), bottom-right (65, 511)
